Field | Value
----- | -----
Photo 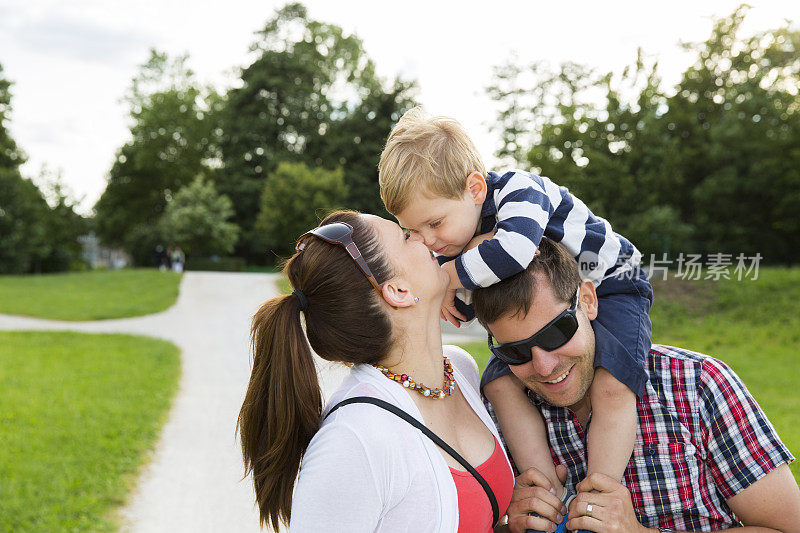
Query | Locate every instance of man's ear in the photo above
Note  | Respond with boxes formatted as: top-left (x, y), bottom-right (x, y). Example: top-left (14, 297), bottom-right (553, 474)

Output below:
top-left (381, 278), bottom-right (417, 308)
top-left (578, 280), bottom-right (599, 320)
top-left (465, 172), bottom-right (488, 205)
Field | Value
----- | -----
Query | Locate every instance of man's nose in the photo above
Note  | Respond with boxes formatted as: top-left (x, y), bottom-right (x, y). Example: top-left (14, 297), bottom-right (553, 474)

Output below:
top-left (528, 346), bottom-right (561, 379)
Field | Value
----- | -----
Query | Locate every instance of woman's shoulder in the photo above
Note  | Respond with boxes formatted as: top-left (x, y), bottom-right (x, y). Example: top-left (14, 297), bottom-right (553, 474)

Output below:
top-left (321, 380), bottom-right (416, 445)
top-left (444, 345), bottom-right (480, 393)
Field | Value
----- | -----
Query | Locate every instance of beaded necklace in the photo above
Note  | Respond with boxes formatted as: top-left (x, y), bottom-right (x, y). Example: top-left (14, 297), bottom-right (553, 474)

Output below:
top-left (373, 356), bottom-right (456, 399)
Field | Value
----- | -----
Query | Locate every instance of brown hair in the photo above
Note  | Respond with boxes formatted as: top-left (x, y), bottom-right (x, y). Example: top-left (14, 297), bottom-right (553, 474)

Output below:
top-left (378, 106), bottom-right (486, 214)
top-left (236, 210), bottom-right (395, 530)
top-left (473, 238), bottom-right (580, 326)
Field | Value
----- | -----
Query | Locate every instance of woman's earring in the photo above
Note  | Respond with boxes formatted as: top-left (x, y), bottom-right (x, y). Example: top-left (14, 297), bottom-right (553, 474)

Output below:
top-left (413, 297), bottom-right (420, 304)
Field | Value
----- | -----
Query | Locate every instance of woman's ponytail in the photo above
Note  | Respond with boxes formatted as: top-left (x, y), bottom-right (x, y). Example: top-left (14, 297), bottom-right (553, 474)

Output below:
top-left (237, 291), bottom-right (321, 529)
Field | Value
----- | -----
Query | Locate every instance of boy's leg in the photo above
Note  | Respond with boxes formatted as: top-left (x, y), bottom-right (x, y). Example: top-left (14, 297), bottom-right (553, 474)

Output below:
top-left (586, 268), bottom-right (653, 483)
top-left (483, 373), bottom-right (563, 494)
top-left (585, 368), bottom-right (637, 481)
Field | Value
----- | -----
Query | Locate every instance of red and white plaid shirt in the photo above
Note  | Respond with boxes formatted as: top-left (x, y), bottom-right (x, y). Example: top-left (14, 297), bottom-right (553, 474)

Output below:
top-left (487, 344), bottom-right (795, 530)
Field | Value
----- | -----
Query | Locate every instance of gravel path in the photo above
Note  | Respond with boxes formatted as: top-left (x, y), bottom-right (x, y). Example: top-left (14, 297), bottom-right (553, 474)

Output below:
top-left (0, 271), bottom-right (485, 532)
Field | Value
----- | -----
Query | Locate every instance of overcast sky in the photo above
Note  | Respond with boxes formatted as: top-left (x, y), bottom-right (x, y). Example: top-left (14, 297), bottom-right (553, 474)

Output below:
top-left (1, 0), bottom-right (797, 214)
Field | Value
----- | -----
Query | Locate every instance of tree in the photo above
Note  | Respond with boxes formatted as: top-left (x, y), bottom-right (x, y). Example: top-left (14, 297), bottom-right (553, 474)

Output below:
top-left (254, 161), bottom-right (346, 259)
top-left (34, 169), bottom-right (90, 272)
top-left (216, 3), bottom-right (415, 261)
top-left (160, 176), bottom-right (239, 257)
top-left (488, 6), bottom-right (800, 263)
top-left (659, 6), bottom-right (800, 262)
top-left (94, 50), bottom-right (221, 263)
top-left (0, 63), bottom-right (47, 274)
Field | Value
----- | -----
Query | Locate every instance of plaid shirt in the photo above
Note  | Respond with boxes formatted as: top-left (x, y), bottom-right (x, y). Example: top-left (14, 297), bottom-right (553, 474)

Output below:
top-left (487, 344), bottom-right (795, 530)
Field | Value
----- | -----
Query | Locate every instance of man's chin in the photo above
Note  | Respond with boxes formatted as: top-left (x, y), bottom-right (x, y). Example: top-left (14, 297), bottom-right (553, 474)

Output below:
top-left (533, 391), bottom-right (579, 408)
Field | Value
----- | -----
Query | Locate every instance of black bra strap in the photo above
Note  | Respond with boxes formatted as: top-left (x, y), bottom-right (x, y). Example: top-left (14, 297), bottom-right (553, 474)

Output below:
top-left (324, 396), bottom-right (500, 526)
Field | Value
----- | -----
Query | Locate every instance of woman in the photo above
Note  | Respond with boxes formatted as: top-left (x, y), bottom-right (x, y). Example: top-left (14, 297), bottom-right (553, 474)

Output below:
top-left (237, 210), bottom-right (515, 531)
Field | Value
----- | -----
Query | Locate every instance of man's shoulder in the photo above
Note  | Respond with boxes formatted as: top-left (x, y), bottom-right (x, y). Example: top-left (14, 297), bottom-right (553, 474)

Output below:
top-left (647, 344), bottom-right (740, 393)
top-left (645, 344), bottom-right (709, 392)
top-left (648, 344), bottom-right (711, 365)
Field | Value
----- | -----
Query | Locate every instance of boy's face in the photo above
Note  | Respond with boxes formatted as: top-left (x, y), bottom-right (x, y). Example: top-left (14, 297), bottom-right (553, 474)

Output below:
top-left (396, 190), bottom-right (483, 257)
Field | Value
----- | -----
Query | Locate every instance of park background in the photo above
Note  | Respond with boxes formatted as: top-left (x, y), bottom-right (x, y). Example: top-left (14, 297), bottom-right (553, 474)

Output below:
top-left (1, 1), bottom-right (799, 531)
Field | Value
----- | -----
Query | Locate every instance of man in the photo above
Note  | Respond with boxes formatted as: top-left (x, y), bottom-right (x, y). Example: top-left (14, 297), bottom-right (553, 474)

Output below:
top-left (472, 238), bottom-right (800, 532)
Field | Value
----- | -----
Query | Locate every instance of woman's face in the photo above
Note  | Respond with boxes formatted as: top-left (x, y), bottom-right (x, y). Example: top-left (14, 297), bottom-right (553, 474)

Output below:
top-left (365, 214), bottom-right (449, 304)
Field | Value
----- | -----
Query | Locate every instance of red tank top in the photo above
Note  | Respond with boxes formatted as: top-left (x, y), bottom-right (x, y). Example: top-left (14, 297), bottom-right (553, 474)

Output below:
top-left (449, 436), bottom-right (513, 532)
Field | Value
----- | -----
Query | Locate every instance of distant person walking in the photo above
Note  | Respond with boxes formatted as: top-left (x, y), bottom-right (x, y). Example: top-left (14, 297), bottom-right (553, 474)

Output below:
top-left (155, 245), bottom-right (168, 271)
top-left (171, 247), bottom-right (185, 273)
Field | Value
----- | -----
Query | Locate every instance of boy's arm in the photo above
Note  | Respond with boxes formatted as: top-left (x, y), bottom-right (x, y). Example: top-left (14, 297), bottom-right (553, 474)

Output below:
top-left (443, 231), bottom-right (495, 290)
top-left (484, 374), bottom-right (560, 484)
top-left (454, 172), bottom-right (562, 290)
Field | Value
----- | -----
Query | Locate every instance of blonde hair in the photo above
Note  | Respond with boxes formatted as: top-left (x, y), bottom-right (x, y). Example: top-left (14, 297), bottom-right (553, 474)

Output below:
top-left (378, 107), bottom-right (486, 215)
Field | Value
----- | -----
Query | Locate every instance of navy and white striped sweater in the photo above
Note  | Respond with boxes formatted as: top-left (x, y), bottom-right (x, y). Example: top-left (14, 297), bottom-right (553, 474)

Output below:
top-left (442, 170), bottom-right (642, 320)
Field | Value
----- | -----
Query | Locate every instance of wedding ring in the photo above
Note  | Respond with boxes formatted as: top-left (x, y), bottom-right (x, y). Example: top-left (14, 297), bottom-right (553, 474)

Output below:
top-left (586, 503), bottom-right (594, 518)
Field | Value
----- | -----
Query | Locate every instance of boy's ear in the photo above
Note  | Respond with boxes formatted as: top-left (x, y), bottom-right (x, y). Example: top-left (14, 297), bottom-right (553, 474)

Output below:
top-left (465, 172), bottom-right (488, 205)
top-left (381, 278), bottom-right (417, 308)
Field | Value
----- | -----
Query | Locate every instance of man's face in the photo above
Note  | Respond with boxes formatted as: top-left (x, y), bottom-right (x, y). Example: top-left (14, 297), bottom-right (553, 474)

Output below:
top-left (487, 275), bottom-right (597, 408)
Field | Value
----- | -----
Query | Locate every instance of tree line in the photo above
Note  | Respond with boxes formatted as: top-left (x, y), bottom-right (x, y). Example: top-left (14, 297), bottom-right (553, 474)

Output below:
top-left (1, 4), bottom-right (798, 274)
top-left (489, 5), bottom-right (800, 264)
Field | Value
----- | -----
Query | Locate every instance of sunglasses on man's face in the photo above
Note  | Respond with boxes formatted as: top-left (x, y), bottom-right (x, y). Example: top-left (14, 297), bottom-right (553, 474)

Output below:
top-left (488, 286), bottom-right (581, 366)
top-left (296, 222), bottom-right (396, 308)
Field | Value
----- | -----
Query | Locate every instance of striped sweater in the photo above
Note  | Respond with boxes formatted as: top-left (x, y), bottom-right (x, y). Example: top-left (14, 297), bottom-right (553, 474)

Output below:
top-left (445, 170), bottom-right (642, 320)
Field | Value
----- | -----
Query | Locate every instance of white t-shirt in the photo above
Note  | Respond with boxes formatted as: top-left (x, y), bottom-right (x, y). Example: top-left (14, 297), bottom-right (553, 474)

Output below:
top-left (290, 345), bottom-right (513, 532)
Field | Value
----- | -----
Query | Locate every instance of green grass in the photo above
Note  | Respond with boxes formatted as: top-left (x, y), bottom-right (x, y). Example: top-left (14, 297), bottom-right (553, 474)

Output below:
top-left (0, 331), bottom-right (181, 532)
top-left (0, 269), bottom-right (182, 321)
top-left (276, 275), bottom-right (292, 295)
top-left (458, 267), bottom-right (800, 483)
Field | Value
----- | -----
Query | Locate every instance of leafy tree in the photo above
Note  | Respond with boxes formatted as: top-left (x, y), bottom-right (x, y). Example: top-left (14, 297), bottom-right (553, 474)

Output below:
top-left (0, 64), bottom-right (47, 274)
top-left (34, 169), bottom-right (90, 272)
top-left (160, 175), bottom-right (239, 257)
top-left (94, 50), bottom-right (221, 262)
top-left (488, 6), bottom-right (800, 263)
top-left (0, 173), bottom-right (50, 274)
top-left (254, 161), bottom-right (346, 259)
top-left (216, 3), bottom-right (415, 261)
top-left (659, 6), bottom-right (800, 262)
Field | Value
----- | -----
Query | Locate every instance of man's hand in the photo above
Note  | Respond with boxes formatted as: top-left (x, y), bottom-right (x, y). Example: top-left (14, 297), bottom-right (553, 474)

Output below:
top-left (506, 466), bottom-right (568, 533)
top-left (567, 473), bottom-right (651, 533)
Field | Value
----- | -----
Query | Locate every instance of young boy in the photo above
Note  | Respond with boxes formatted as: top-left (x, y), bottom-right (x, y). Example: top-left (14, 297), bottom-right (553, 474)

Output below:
top-left (378, 108), bottom-right (653, 531)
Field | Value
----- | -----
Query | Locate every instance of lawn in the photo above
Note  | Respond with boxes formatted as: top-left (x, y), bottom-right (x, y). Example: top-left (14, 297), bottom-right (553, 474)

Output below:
top-left (458, 267), bottom-right (800, 483)
top-left (0, 269), bottom-right (182, 321)
top-left (276, 275), bottom-right (292, 295)
top-left (0, 331), bottom-right (181, 532)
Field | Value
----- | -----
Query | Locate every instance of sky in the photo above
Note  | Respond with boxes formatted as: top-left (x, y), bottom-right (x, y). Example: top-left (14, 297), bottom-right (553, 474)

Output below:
top-left (1, 0), bottom-right (798, 214)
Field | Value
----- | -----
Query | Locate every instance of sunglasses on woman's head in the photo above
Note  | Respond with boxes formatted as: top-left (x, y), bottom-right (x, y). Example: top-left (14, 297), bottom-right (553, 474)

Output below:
top-left (487, 286), bottom-right (581, 366)
top-left (296, 222), bottom-right (397, 309)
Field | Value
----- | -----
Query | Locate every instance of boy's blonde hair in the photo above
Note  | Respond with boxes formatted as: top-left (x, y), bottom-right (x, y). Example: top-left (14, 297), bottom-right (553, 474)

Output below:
top-left (378, 107), bottom-right (486, 215)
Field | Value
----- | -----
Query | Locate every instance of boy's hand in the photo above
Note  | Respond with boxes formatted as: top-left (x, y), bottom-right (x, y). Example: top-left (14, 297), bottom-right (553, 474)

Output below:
top-left (441, 288), bottom-right (466, 327)
top-left (506, 466), bottom-right (568, 533)
top-left (465, 230), bottom-right (496, 252)
top-left (442, 259), bottom-right (463, 291)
